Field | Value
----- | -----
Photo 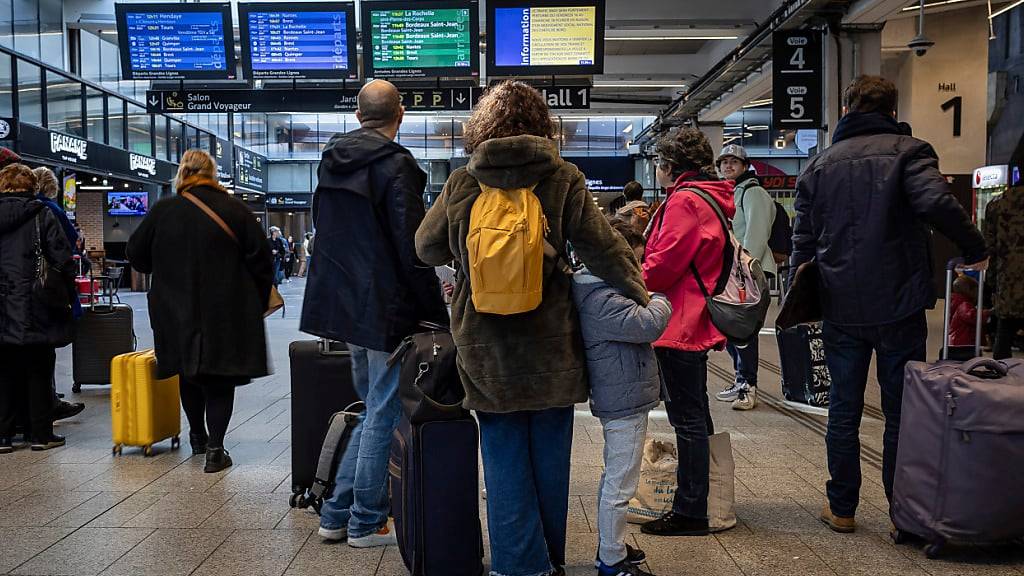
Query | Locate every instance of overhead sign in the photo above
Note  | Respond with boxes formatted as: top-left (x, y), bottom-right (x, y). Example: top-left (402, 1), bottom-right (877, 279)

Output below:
top-left (973, 165), bottom-right (1008, 189)
top-left (362, 1), bottom-right (480, 80)
top-left (772, 30), bottom-right (824, 131)
top-left (147, 85), bottom-right (590, 113)
top-left (16, 123), bottom-right (176, 183)
top-left (267, 193), bottom-right (313, 210)
top-left (235, 146), bottom-right (268, 192)
top-left (115, 2), bottom-right (237, 80)
top-left (239, 2), bottom-right (359, 80)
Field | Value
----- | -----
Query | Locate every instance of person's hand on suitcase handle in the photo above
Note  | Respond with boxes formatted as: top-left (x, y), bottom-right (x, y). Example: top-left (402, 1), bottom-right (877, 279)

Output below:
top-left (948, 256), bottom-right (989, 273)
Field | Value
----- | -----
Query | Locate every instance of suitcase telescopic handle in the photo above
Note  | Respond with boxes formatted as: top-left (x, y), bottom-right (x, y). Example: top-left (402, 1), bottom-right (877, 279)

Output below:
top-left (943, 258), bottom-right (986, 360)
top-left (317, 338), bottom-right (349, 356)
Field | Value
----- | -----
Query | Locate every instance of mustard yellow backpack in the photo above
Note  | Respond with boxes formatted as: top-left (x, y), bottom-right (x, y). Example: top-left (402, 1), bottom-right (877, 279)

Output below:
top-left (467, 182), bottom-right (548, 315)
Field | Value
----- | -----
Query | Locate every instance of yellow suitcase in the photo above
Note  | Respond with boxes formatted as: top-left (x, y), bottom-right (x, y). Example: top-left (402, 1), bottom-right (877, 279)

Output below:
top-left (111, 350), bottom-right (181, 456)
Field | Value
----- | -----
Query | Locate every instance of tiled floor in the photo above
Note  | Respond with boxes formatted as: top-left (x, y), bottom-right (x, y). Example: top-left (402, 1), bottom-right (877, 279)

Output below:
top-left (1, 280), bottom-right (1021, 576)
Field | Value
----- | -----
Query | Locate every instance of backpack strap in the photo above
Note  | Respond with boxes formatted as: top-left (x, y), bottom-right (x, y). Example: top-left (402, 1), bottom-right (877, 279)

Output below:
top-left (685, 188), bottom-right (735, 298)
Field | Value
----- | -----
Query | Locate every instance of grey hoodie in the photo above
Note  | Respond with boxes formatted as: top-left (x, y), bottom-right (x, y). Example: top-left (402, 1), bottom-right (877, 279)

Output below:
top-left (571, 268), bottom-right (672, 420)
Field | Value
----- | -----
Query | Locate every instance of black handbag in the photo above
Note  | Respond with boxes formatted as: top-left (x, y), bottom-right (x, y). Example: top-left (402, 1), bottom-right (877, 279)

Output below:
top-left (387, 322), bottom-right (468, 423)
top-left (33, 214), bottom-right (73, 312)
top-left (775, 260), bottom-right (823, 330)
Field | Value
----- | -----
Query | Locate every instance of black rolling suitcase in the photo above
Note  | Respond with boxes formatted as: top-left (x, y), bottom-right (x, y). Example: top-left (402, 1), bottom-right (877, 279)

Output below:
top-left (71, 292), bottom-right (135, 392)
top-left (288, 339), bottom-right (359, 509)
top-left (387, 324), bottom-right (484, 576)
top-left (776, 322), bottom-right (831, 408)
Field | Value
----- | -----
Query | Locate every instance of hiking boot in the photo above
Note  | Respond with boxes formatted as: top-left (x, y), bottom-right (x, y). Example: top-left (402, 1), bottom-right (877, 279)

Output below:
top-left (595, 544), bottom-right (647, 567)
top-left (348, 519), bottom-right (397, 548)
top-left (0, 437), bottom-right (13, 454)
top-left (732, 386), bottom-right (757, 411)
top-left (204, 448), bottom-right (233, 473)
top-left (189, 431), bottom-right (209, 456)
top-left (640, 511), bottom-right (709, 536)
top-left (53, 400), bottom-right (85, 422)
top-left (30, 434), bottom-right (66, 451)
top-left (597, 558), bottom-right (656, 576)
top-left (820, 503), bottom-right (856, 533)
top-left (716, 381), bottom-right (744, 402)
top-left (318, 525), bottom-right (347, 542)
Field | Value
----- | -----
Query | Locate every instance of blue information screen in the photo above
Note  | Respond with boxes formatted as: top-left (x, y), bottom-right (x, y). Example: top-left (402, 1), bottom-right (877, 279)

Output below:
top-left (122, 10), bottom-right (232, 79)
top-left (247, 10), bottom-right (352, 78)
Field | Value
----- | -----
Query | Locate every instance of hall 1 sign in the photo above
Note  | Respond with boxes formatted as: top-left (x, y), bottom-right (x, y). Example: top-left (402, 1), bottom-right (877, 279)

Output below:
top-left (772, 30), bottom-right (824, 131)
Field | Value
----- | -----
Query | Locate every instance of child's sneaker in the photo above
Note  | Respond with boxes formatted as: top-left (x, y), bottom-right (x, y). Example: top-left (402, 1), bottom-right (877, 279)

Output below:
top-left (594, 544), bottom-right (646, 567)
top-left (597, 558), bottom-right (656, 576)
top-left (732, 385), bottom-right (757, 411)
top-left (716, 380), bottom-right (745, 402)
top-left (317, 526), bottom-right (346, 542)
top-left (348, 519), bottom-right (397, 548)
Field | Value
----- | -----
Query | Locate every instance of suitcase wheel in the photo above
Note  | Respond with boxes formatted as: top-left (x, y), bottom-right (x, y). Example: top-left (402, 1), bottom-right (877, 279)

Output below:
top-left (890, 528), bottom-right (909, 545)
top-left (170, 436), bottom-right (181, 450)
top-left (143, 445), bottom-right (154, 457)
top-left (72, 384), bottom-right (81, 393)
top-left (112, 444), bottom-right (122, 456)
top-left (924, 542), bottom-right (944, 559)
top-left (288, 493), bottom-right (302, 508)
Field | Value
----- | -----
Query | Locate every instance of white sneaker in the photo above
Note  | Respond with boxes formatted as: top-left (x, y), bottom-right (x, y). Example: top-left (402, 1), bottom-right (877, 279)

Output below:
top-left (716, 382), bottom-right (744, 402)
top-left (732, 386), bottom-right (757, 411)
top-left (348, 520), bottom-right (398, 548)
top-left (318, 526), bottom-right (347, 542)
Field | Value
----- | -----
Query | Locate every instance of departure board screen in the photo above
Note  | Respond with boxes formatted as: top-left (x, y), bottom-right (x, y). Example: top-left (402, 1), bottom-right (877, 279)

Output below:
top-left (361, 1), bottom-right (479, 79)
top-left (115, 3), bottom-right (236, 80)
top-left (487, 0), bottom-right (604, 75)
top-left (239, 2), bottom-right (358, 80)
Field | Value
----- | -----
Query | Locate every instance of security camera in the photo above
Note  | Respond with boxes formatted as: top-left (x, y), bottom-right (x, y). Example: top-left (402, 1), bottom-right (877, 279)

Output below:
top-left (908, 34), bottom-right (934, 57)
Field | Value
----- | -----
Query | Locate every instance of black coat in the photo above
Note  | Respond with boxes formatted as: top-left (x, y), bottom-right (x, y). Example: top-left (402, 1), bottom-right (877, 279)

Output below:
top-left (791, 112), bottom-right (987, 327)
top-left (301, 127), bottom-right (447, 352)
top-left (127, 182), bottom-right (275, 380)
top-left (0, 193), bottom-right (75, 346)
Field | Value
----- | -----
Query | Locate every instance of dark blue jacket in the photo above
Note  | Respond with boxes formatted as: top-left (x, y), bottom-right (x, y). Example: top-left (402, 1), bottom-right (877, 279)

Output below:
top-left (790, 112), bottom-right (986, 326)
top-left (301, 128), bottom-right (447, 352)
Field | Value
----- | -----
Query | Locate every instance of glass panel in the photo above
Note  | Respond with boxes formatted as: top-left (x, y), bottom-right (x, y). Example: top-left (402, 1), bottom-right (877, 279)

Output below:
top-left (155, 117), bottom-right (168, 161)
top-left (560, 118), bottom-right (588, 153)
top-left (291, 114), bottom-right (320, 156)
top-left (318, 114), bottom-right (344, 146)
top-left (588, 118), bottom-right (616, 151)
top-left (268, 114), bottom-right (291, 158)
top-left (85, 88), bottom-right (105, 143)
top-left (46, 73), bottom-right (84, 136)
top-left (169, 119), bottom-right (185, 161)
top-left (13, 0), bottom-right (38, 58)
top-left (452, 117), bottom-right (466, 156)
top-left (0, 0), bottom-right (13, 48)
top-left (616, 117), bottom-right (643, 152)
top-left (238, 113), bottom-right (268, 154)
top-left (127, 103), bottom-right (152, 155)
top-left (108, 99), bottom-right (125, 149)
top-left (398, 116), bottom-right (425, 151)
top-left (16, 59), bottom-right (41, 125)
top-left (0, 54), bottom-right (11, 116)
top-left (426, 117), bottom-right (452, 150)
top-left (99, 35), bottom-right (120, 92)
top-left (186, 126), bottom-right (201, 151)
top-left (80, 30), bottom-right (100, 83)
top-left (268, 163), bottom-right (311, 192)
top-left (38, 0), bottom-right (60, 67)
top-left (198, 131), bottom-right (212, 154)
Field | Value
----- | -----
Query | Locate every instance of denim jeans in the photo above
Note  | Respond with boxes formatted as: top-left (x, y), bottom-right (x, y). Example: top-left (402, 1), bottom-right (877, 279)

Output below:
top-left (319, 344), bottom-right (402, 538)
top-left (821, 311), bottom-right (927, 517)
top-left (477, 407), bottom-right (574, 576)
top-left (597, 411), bottom-right (649, 566)
top-left (656, 348), bottom-right (713, 519)
top-left (726, 339), bottom-right (759, 387)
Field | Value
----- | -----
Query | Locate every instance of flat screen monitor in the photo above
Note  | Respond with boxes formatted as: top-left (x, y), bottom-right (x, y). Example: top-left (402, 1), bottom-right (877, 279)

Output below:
top-left (361, 0), bottom-right (479, 80)
top-left (239, 2), bottom-right (358, 80)
top-left (107, 192), bottom-right (149, 217)
top-left (115, 3), bottom-right (236, 80)
top-left (487, 0), bottom-right (604, 76)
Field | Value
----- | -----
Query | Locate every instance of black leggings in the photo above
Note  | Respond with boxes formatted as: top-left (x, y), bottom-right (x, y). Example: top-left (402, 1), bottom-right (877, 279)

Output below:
top-left (0, 345), bottom-right (56, 440)
top-left (993, 316), bottom-right (1023, 360)
top-left (179, 376), bottom-right (242, 449)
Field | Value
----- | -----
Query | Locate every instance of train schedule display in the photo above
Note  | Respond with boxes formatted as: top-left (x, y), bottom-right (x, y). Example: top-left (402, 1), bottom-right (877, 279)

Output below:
top-left (115, 3), bottom-right (236, 80)
top-left (487, 0), bottom-right (604, 76)
top-left (239, 2), bottom-right (358, 80)
top-left (361, 0), bottom-right (479, 80)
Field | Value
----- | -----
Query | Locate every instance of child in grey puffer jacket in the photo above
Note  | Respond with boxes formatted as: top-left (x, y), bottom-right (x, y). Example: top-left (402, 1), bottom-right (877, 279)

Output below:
top-left (571, 221), bottom-right (672, 576)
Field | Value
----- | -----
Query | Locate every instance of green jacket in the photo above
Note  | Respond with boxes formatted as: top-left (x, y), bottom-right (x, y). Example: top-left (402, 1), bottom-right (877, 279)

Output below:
top-left (415, 135), bottom-right (649, 413)
top-left (984, 187), bottom-right (1024, 318)
top-left (732, 173), bottom-right (777, 276)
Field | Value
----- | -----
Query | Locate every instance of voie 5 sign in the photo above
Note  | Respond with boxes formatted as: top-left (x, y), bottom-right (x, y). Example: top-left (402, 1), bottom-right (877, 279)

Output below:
top-left (772, 30), bottom-right (823, 131)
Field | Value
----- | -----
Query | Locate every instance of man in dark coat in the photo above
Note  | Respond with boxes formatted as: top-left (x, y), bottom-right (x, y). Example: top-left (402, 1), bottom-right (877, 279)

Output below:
top-left (306, 80), bottom-right (447, 548)
top-left (790, 76), bottom-right (988, 533)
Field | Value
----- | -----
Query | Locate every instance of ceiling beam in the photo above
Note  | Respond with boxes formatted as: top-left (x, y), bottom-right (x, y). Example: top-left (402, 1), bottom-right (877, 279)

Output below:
top-left (697, 63), bottom-right (773, 122)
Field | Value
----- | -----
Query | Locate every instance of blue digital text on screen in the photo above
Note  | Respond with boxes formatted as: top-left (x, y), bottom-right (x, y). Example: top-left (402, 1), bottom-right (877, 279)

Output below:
top-left (248, 11), bottom-right (349, 72)
top-left (494, 7), bottom-right (531, 66)
top-left (125, 11), bottom-right (228, 72)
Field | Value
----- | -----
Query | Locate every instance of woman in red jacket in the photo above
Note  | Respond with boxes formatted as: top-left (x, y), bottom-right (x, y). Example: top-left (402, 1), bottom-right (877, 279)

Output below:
top-left (641, 128), bottom-right (735, 537)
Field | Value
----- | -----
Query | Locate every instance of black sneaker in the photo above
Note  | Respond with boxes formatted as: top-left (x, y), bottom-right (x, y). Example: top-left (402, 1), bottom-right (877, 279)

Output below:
top-left (53, 400), bottom-right (85, 422)
top-left (30, 434), bottom-right (66, 451)
top-left (640, 511), bottom-right (709, 536)
top-left (595, 544), bottom-right (647, 567)
top-left (204, 447), bottom-right (233, 473)
top-left (189, 431), bottom-right (209, 456)
top-left (0, 437), bottom-right (13, 454)
top-left (597, 558), bottom-right (656, 576)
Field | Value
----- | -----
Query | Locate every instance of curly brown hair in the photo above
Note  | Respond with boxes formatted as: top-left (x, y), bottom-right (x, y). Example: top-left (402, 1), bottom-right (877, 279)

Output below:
top-left (654, 127), bottom-right (715, 180)
top-left (0, 163), bottom-right (37, 194)
top-left (462, 81), bottom-right (556, 153)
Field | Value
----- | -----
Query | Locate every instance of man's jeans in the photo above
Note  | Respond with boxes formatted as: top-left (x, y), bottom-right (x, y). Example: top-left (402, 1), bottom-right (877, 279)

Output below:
top-left (319, 344), bottom-right (402, 538)
top-left (477, 407), bottom-right (574, 576)
top-left (597, 411), bottom-right (648, 566)
top-left (821, 311), bottom-right (927, 517)
top-left (726, 339), bottom-right (759, 387)
top-left (656, 348), bottom-right (713, 520)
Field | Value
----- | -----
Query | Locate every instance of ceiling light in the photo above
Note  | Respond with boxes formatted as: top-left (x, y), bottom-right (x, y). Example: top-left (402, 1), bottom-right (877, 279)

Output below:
top-left (622, 124), bottom-right (634, 134)
top-left (80, 185), bottom-right (114, 190)
top-left (593, 83), bottom-right (686, 88)
top-left (743, 98), bottom-right (773, 108)
top-left (606, 35), bottom-right (739, 41)
top-left (991, 0), bottom-right (1024, 18)
top-left (901, 0), bottom-right (969, 11)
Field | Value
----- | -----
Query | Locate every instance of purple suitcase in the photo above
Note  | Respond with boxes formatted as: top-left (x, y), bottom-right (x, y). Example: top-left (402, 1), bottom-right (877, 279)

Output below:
top-left (891, 263), bottom-right (1024, 558)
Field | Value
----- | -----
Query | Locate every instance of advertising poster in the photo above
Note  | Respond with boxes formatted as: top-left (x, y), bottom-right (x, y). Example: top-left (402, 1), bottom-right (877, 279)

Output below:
top-left (63, 173), bottom-right (77, 219)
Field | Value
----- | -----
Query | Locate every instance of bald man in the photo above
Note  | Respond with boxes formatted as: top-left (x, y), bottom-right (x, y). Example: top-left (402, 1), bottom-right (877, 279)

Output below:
top-left (302, 79), bottom-right (447, 548)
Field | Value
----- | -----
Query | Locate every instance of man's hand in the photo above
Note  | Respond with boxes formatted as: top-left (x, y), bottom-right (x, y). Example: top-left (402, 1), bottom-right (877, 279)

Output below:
top-left (960, 258), bottom-right (989, 272)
